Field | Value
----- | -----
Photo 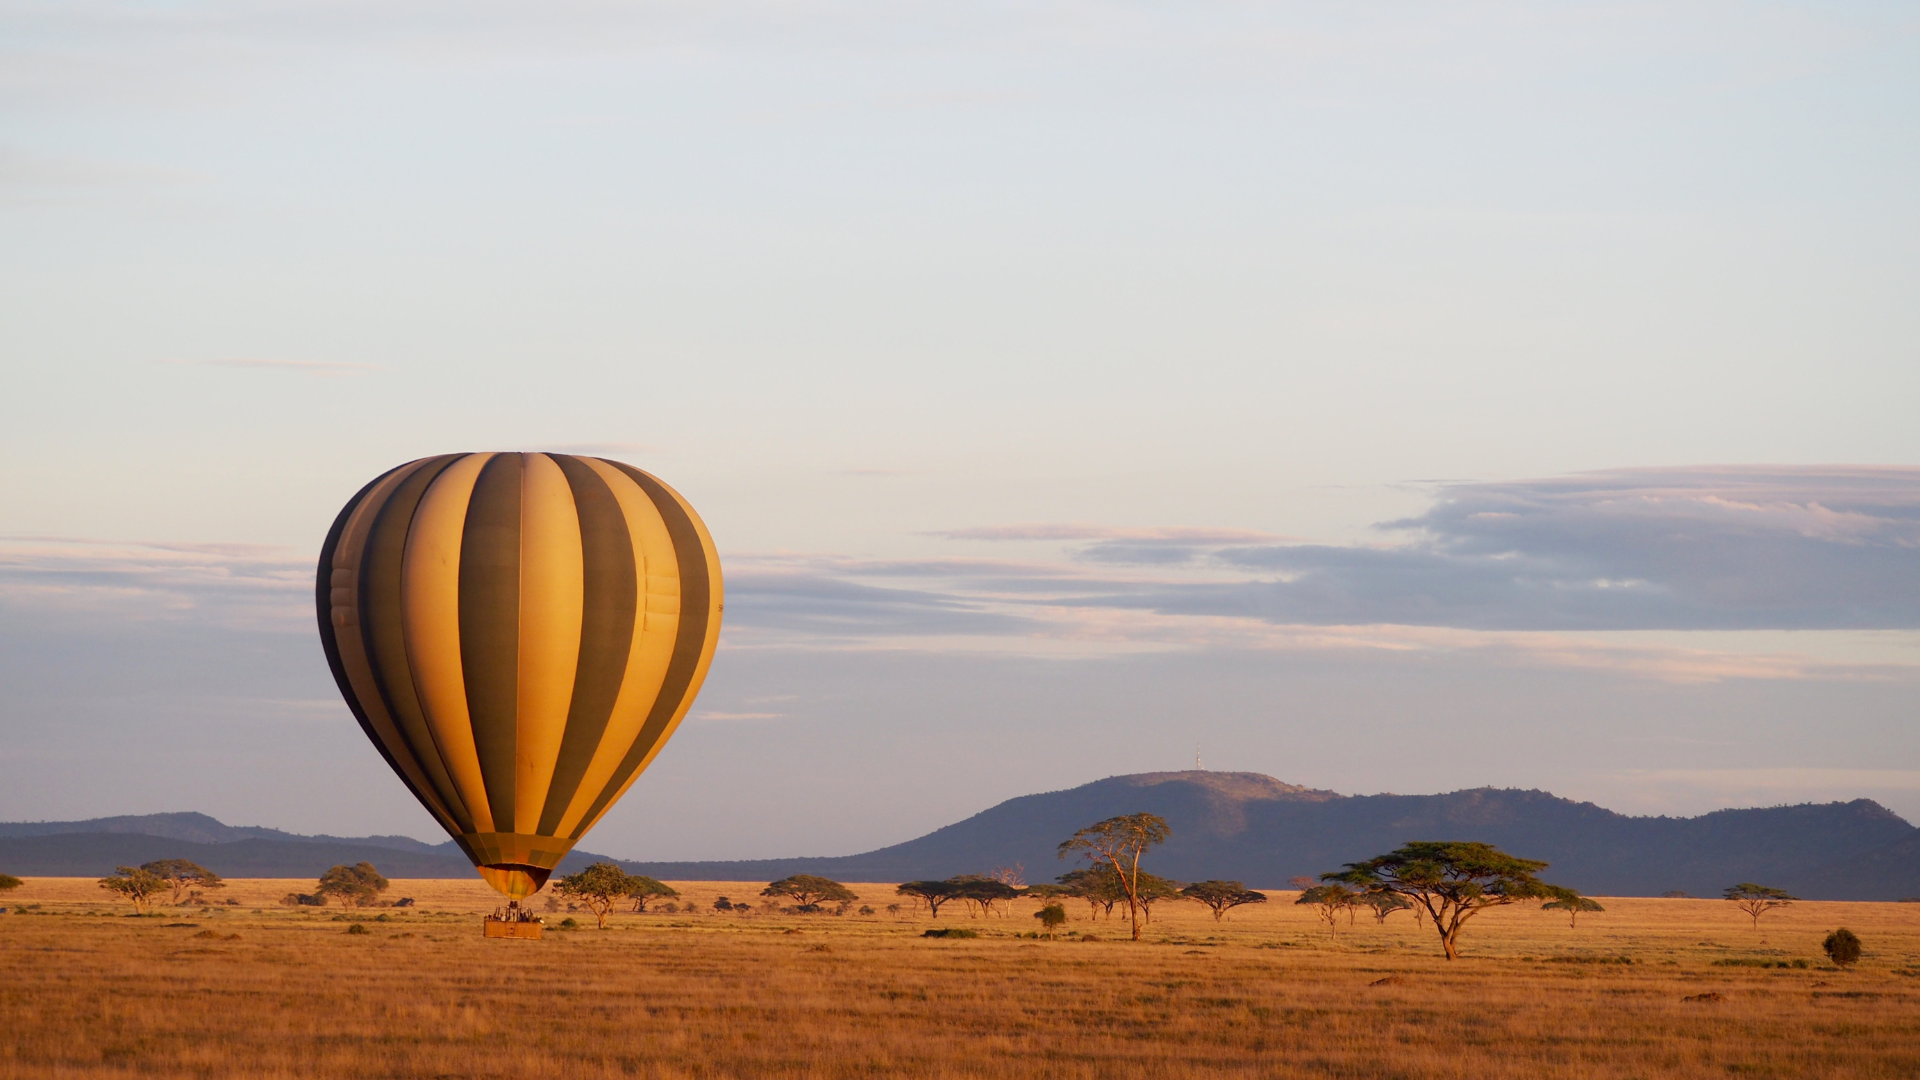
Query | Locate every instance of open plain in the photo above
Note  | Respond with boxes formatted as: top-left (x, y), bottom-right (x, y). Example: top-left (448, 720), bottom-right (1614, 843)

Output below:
top-left (3, 879), bottom-right (1918, 1079)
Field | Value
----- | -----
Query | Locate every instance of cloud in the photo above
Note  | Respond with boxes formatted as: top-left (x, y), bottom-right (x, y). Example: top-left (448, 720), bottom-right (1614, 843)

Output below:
top-left (713, 466), bottom-right (1920, 679)
top-left (938, 524), bottom-right (1287, 543)
top-left (13, 466), bottom-right (1914, 684)
top-left (0, 537), bottom-right (311, 631)
top-left (1194, 466), bottom-right (1920, 631)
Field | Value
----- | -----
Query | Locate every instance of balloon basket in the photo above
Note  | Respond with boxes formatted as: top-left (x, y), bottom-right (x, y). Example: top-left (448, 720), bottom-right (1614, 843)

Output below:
top-left (483, 900), bottom-right (544, 940)
top-left (483, 920), bottom-right (542, 940)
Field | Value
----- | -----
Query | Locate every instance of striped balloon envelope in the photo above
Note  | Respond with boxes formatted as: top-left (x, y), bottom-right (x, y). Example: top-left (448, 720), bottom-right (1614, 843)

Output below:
top-left (315, 453), bottom-right (722, 900)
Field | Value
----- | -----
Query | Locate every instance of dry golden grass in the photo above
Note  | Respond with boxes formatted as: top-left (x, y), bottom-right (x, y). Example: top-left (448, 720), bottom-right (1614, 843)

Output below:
top-left (4, 877), bottom-right (1918, 1079)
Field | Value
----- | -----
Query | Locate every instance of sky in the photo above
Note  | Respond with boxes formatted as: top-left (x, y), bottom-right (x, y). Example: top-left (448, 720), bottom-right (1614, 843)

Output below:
top-left (2, 0), bottom-right (1917, 860)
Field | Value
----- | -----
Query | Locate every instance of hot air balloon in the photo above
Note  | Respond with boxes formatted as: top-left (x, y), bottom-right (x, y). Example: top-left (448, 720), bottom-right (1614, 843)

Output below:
top-left (315, 453), bottom-right (722, 909)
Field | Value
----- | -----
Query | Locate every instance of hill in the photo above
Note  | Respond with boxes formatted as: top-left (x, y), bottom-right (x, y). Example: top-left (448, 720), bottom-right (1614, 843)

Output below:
top-left (618, 771), bottom-right (1920, 900)
top-left (0, 815), bottom-right (617, 879)
top-left (6, 773), bottom-right (1916, 899)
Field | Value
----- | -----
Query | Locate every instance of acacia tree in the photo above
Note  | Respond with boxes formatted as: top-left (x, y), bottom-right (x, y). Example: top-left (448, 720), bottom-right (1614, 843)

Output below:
top-left (897, 880), bottom-right (961, 918)
top-left (317, 863), bottom-right (389, 909)
top-left (1541, 895), bottom-right (1605, 928)
top-left (1133, 873), bottom-right (1185, 925)
top-left (625, 876), bottom-right (680, 913)
top-left (1325, 841), bottom-right (1574, 960)
top-left (0, 873), bottom-right (20, 895)
top-left (1058, 812), bottom-right (1172, 942)
top-left (950, 876), bottom-right (1019, 917)
top-left (1034, 902), bottom-right (1068, 939)
top-left (557, 862), bottom-right (635, 928)
top-left (1359, 892), bottom-right (1413, 924)
top-left (98, 866), bottom-right (168, 913)
top-left (1724, 883), bottom-right (1793, 930)
top-left (1055, 867), bottom-right (1126, 920)
top-left (1181, 880), bottom-right (1269, 922)
top-left (762, 875), bottom-right (857, 912)
top-left (1295, 882), bottom-right (1357, 938)
top-left (140, 859), bottom-right (224, 906)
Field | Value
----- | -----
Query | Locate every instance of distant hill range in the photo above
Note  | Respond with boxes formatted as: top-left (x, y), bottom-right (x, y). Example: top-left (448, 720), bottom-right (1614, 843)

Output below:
top-left (621, 772), bottom-right (1920, 901)
top-left (0, 812), bottom-right (617, 880)
top-left (5, 773), bottom-right (1917, 899)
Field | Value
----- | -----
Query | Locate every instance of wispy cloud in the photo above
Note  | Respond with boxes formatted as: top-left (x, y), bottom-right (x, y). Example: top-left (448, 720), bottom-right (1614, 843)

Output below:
top-left (160, 359), bottom-right (377, 376)
top-left (0, 537), bottom-right (311, 631)
top-left (716, 466), bottom-right (1920, 679)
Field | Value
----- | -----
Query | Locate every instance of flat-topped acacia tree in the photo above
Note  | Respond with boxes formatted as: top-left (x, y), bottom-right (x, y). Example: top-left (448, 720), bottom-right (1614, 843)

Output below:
top-left (625, 876), bottom-right (679, 914)
top-left (98, 866), bottom-right (168, 913)
top-left (1724, 883), bottom-right (1794, 929)
top-left (762, 875), bottom-right (857, 913)
top-left (1181, 880), bottom-right (1269, 922)
top-left (1325, 841), bottom-right (1574, 960)
top-left (1541, 895), bottom-right (1606, 928)
top-left (139, 859), bottom-right (224, 906)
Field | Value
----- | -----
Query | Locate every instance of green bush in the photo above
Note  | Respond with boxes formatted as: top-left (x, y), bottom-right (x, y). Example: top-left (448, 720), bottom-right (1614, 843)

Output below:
top-left (1823, 928), bottom-right (1862, 968)
top-left (923, 928), bottom-right (978, 939)
top-left (346, 924), bottom-right (370, 936)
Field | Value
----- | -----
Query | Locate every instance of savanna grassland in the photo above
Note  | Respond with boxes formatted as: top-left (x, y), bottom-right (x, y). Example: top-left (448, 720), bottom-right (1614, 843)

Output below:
top-left (3, 878), bottom-right (1918, 1079)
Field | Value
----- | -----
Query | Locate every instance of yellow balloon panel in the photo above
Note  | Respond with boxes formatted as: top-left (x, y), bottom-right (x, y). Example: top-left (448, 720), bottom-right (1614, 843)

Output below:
top-left (316, 454), bottom-right (723, 896)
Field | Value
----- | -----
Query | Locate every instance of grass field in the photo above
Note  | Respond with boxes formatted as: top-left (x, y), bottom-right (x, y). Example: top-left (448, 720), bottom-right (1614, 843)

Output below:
top-left (3, 877), bottom-right (1918, 1078)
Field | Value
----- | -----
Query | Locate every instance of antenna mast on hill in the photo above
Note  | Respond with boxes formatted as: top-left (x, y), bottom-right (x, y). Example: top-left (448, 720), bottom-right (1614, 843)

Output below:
top-left (1196, 745), bottom-right (1202, 771)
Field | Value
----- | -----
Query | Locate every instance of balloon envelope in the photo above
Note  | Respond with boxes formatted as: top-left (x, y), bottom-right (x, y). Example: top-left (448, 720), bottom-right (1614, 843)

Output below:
top-left (316, 453), bottom-right (722, 898)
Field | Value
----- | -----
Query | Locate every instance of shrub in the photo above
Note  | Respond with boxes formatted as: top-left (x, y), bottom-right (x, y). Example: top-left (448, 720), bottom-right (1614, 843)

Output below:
top-left (346, 924), bottom-right (370, 936)
top-left (1823, 929), bottom-right (1862, 968)
top-left (923, 928), bottom-right (979, 939)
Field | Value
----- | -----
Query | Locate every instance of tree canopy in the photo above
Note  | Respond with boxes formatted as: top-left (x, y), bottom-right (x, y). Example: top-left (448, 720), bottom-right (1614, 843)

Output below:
top-left (98, 866), bottom-right (168, 913)
top-left (1057, 812), bottom-right (1172, 941)
top-left (140, 859), bottom-right (224, 906)
top-left (317, 863), bottom-right (390, 909)
top-left (1723, 883), bottom-right (1793, 929)
top-left (1541, 895), bottom-right (1605, 928)
top-left (1033, 902), bottom-right (1068, 938)
top-left (949, 875), bottom-right (1020, 917)
top-left (1358, 891), bottom-right (1413, 923)
top-left (1181, 880), bottom-right (1269, 922)
top-left (897, 880), bottom-right (962, 918)
top-left (1055, 867), bottom-right (1128, 919)
top-left (626, 875), bottom-right (680, 913)
top-left (0, 873), bottom-right (20, 894)
top-left (1131, 872), bottom-right (1185, 924)
top-left (557, 861), bottom-right (637, 928)
top-left (1325, 841), bottom-right (1574, 959)
top-left (1823, 928), bottom-right (1862, 967)
top-left (763, 875), bottom-right (857, 912)
top-left (1295, 882), bottom-right (1358, 937)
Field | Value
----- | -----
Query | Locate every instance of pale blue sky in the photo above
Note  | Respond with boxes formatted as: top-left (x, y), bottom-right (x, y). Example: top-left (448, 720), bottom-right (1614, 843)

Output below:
top-left (3, 2), bottom-right (1917, 858)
